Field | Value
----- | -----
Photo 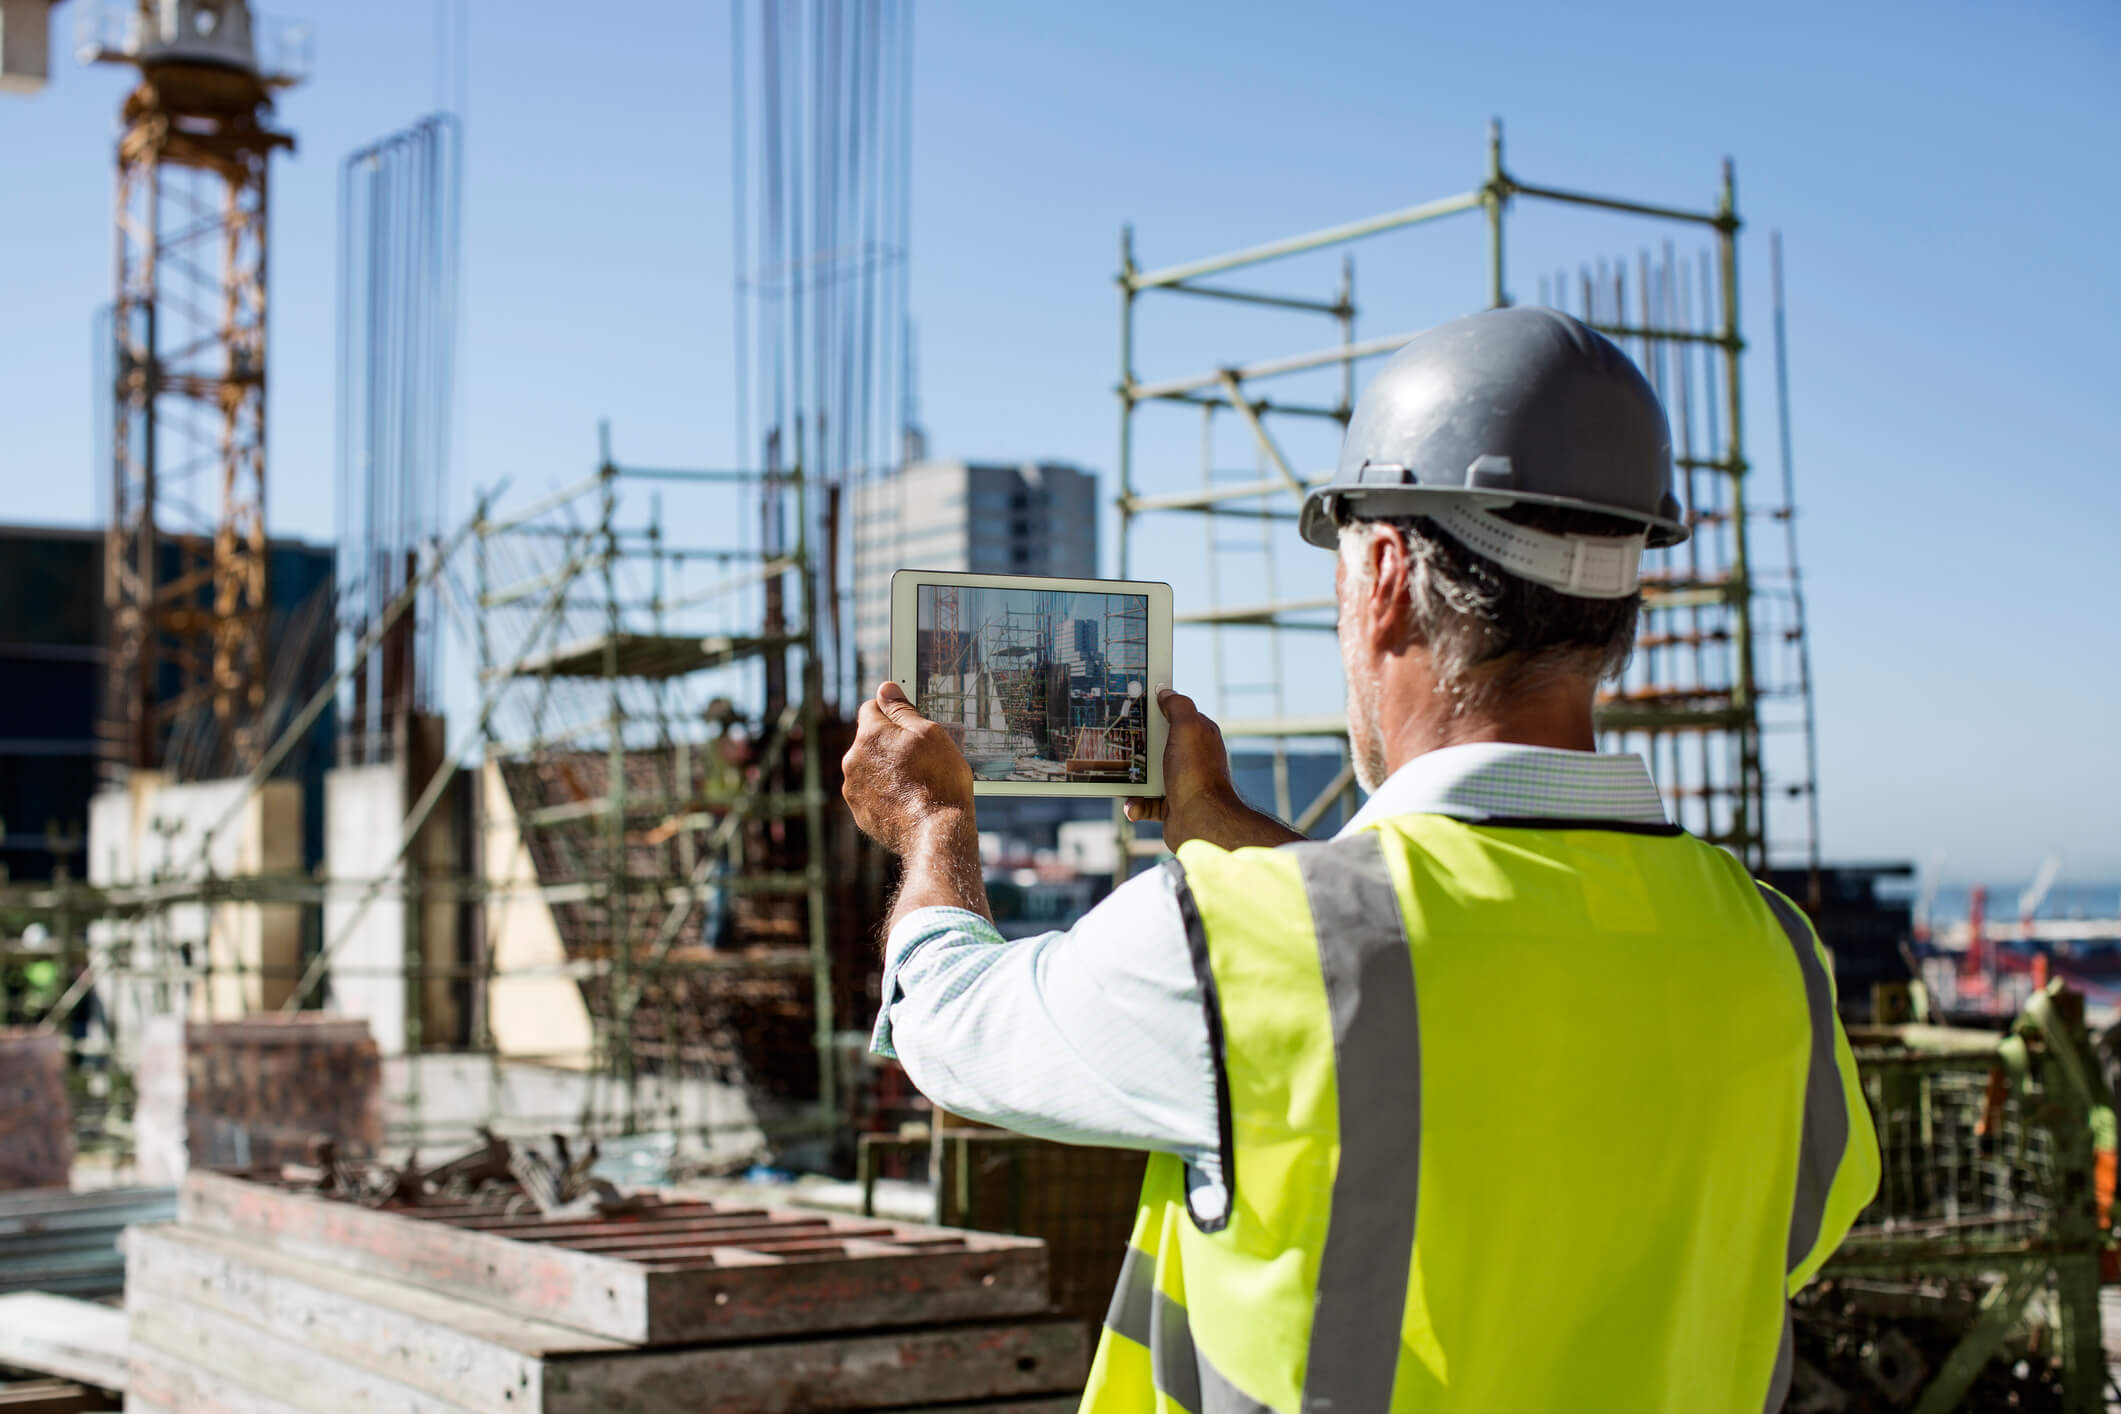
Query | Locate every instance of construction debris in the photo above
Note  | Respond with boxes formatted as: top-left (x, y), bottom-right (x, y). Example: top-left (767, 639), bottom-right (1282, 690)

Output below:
top-left (0, 1188), bottom-right (175, 1299)
top-left (0, 1031), bottom-right (72, 1191)
top-left (293, 1130), bottom-right (644, 1220)
top-left (133, 1015), bottom-right (382, 1183)
top-left (123, 1163), bottom-right (1085, 1411)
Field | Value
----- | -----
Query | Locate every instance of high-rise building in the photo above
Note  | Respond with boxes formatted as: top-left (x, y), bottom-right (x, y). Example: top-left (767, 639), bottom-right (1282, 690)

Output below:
top-left (850, 459), bottom-right (1097, 684)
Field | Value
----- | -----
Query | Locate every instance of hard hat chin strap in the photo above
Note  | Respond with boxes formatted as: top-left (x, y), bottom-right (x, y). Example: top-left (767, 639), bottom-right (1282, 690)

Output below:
top-left (1420, 503), bottom-right (1645, 599)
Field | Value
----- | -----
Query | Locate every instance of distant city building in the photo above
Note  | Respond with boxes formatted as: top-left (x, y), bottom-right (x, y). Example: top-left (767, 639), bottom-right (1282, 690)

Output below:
top-left (850, 459), bottom-right (1098, 685)
top-left (0, 523), bottom-right (337, 883)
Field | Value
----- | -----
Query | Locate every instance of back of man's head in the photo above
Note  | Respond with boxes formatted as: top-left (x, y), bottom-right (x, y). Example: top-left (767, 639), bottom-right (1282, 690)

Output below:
top-left (1338, 506), bottom-right (1642, 716)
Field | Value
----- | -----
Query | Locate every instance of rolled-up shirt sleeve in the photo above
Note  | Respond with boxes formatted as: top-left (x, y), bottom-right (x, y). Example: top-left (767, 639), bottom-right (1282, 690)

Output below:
top-left (869, 863), bottom-right (1222, 1172)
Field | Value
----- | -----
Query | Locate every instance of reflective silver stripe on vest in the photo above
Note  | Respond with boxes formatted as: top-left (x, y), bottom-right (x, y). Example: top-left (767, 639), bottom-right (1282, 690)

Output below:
top-left (1755, 884), bottom-right (1848, 1414)
top-left (1106, 1244), bottom-right (1274, 1414)
top-left (1296, 832), bottom-right (1420, 1414)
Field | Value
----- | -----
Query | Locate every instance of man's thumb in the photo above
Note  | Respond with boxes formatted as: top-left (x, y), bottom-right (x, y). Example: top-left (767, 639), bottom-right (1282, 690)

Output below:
top-left (1157, 686), bottom-right (1197, 724)
top-left (876, 680), bottom-right (924, 725)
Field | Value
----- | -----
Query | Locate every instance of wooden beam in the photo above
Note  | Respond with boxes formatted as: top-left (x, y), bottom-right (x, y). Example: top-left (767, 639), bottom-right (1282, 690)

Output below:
top-left (177, 1170), bottom-right (1051, 1346)
top-left (126, 1222), bottom-right (1089, 1413)
top-left (0, 1294), bottom-right (128, 1391)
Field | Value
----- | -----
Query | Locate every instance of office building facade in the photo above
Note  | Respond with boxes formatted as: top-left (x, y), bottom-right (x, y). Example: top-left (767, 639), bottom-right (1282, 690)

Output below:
top-left (850, 459), bottom-right (1098, 686)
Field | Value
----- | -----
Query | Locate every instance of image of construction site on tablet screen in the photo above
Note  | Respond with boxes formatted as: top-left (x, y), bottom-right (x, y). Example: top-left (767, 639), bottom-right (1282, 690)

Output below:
top-left (915, 581), bottom-right (1151, 786)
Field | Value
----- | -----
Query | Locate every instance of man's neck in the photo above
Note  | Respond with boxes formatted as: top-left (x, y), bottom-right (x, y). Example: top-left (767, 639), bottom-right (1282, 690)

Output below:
top-left (1375, 661), bottom-right (1598, 779)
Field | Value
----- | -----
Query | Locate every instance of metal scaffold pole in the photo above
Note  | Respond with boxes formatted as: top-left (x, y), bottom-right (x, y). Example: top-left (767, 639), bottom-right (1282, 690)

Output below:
top-left (1113, 122), bottom-right (1808, 871)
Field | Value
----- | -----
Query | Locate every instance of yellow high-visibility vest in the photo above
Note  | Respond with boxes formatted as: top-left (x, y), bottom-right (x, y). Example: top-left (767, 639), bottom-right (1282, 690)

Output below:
top-left (1081, 813), bottom-right (1879, 1414)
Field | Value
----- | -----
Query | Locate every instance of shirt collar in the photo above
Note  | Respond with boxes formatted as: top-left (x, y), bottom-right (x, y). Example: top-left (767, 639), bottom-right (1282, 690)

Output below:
top-left (1337, 742), bottom-right (1669, 836)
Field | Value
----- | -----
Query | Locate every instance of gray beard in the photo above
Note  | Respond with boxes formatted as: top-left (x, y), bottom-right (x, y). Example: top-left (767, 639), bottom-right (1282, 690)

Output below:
top-left (1342, 643), bottom-right (1389, 795)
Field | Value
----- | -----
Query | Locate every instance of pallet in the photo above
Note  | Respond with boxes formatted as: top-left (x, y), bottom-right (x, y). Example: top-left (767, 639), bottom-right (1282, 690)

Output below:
top-left (125, 1223), bottom-right (1087, 1414)
top-left (179, 1169), bottom-right (1051, 1346)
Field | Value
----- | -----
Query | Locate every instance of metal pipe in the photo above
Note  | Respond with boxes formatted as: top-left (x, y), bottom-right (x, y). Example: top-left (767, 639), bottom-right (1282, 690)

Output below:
top-left (276, 517), bottom-right (590, 1016)
top-left (1131, 328), bottom-right (1423, 402)
top-left (1177, 598), bottom-right (1338, 627)
top-left (1714, 159), bottom-right (1762, 870)
top-left (1503, 177), bottom-right (1725, 229)
top-left (1771, 231), bottom-right (1823, 902)
top-left (1129, 190), bottom-right (1484, 290)
top-left (1156, 281), bottom-right (1348, 315)
top-left (478, 471), bottom-right (603, 537)
top-left (611, 465), bottom-right (775, 484)
top-left (1486, 119), bottom-right (1507, 308)
top-left (1588, 321), bottom-right (1734, 349)
top-left (1153, 390), bottom-right (1349, 422)
top-left (1121, 475), bottom-right (1330, 514)
top-left (1113, 225), bottom-right (1138, 885)
top-left (1216, 371), bottom-right (1307, 500)
top-left (660, 555), bottom-right (800, 611)
top-left (1293, 761), bottom-right (1358, 836)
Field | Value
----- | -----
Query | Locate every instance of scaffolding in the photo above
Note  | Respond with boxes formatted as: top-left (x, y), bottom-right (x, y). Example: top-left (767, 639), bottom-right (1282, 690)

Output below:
top-left (466, 425), bottom-right (845, 1138)
top-left (1114, 121), bottom-right (1817, 878)
top-left (0, 426), bottom-right (881, 1172)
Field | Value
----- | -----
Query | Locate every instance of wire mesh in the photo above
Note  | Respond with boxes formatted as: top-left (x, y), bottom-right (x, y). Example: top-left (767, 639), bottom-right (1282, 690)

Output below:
top-left (1853, 1059), bottom-right (2057, 1245)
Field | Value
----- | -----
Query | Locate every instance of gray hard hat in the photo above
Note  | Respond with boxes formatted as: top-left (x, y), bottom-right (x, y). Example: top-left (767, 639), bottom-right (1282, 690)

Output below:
top-left (1298, 306), bottom-right (1688, 557)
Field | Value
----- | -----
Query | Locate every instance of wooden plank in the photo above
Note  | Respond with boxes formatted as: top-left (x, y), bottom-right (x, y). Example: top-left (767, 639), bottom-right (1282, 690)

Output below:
top-left (541, 1320), bottom-right (1088, 1414)
top-left (122, 1344), bottom-right (325, 1414)
top-left (0, 1381), bottom-right (115, 1414)
top-left (178, 1171), bottom-right (652, 1343)
top-left (179, 1171), bottom-right (1051, 1346)
top-left (127, 1301), bottom-right (474, 1414)
top-left (633, 1244), bottom-right (1049, 1345)
top-left (125, 1224), bottom-right (1086, 1414)
top-left (124, 1224), bottom-right (606, 1414)
top-left (0, 1294), bottom-right (129, 1391)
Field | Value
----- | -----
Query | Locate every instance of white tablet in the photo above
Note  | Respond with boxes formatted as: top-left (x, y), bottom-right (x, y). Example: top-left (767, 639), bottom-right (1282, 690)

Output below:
top-left (888, 570), bottom-right (1172, 797)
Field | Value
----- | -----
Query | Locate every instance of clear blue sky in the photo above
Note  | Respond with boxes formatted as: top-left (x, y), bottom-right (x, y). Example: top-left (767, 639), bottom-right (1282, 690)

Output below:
top-left (2, 0), bottom-right (2115, 881)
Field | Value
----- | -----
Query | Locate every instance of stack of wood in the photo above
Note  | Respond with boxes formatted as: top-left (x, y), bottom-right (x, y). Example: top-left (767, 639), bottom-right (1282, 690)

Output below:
top-left (123, 1166), bottom-right (1088, 1413)
top-left (133, 1016), bottom-right (382, 1183)
top-left (0, 1030), bottom-right (73, 1191)
top-left (0, 1292), bottom-right (127, 1411)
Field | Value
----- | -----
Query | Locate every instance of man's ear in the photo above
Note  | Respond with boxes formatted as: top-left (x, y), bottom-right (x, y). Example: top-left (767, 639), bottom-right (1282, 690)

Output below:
top-left (1365, 524), bottom-right (1413, 653)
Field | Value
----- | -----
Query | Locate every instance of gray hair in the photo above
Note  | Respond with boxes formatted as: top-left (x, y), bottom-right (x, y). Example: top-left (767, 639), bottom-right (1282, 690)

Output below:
top-left (1338, 506), bottom-right (1642, 715)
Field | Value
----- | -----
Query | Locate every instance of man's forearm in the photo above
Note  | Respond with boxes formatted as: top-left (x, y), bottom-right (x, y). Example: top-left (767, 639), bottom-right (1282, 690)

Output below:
top-left (886, 808), bottom-right (991, 934)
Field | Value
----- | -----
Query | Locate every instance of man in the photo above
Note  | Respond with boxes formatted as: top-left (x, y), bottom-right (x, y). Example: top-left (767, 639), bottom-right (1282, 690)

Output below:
top-left (841, 307), bottom-right (1879, 1413)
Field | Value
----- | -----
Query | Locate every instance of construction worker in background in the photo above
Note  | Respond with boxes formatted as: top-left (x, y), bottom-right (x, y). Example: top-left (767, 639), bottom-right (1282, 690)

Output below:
top-left (841, 307), bottom-right (1880, 1412)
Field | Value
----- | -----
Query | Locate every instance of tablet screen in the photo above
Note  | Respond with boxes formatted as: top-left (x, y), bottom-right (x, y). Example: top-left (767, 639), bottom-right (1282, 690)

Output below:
top-left (915, 582), bottom-right (1151, 785)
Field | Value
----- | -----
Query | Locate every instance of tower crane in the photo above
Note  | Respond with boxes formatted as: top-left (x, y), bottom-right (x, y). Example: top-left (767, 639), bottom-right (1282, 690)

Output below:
top-left (1, 0), bottom-right (309, 780)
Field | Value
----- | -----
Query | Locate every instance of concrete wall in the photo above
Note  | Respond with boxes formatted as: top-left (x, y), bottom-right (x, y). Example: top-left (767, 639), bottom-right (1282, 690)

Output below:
top-left (322, 757), bottom-right (465, 1056)
top-left (88, 772), bottom-right (305, 1053)
top-left (477, 761), bottom-right (595, 1065)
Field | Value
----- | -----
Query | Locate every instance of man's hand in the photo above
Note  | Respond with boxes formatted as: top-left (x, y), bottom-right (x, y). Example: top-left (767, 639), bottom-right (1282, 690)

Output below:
top-left (841, 682), bottom-right (990, 932)
top-left (1125, 688), bottom-right (1305, 852)
top-left (842, 681), bottom-right (976, 855)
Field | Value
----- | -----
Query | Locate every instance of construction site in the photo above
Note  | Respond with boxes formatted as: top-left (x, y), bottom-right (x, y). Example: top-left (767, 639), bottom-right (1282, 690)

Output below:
top-left (915, 584), bottom-right (1149, 785)
top-left (1, 1), bottom-right (2118, 1411)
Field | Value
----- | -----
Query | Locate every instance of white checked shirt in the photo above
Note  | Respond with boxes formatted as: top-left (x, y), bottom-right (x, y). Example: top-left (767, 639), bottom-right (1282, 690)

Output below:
top-left (869, 743), bottom-right (1671, 1209)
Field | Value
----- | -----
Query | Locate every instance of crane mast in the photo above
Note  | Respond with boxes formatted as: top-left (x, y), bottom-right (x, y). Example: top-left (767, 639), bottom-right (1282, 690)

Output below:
top-left (82, 0), bottom-right (306, 779)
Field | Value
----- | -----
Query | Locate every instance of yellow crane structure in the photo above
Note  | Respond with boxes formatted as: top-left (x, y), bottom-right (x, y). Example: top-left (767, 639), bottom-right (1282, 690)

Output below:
top-left (3, 0), bottom-right (309, 779)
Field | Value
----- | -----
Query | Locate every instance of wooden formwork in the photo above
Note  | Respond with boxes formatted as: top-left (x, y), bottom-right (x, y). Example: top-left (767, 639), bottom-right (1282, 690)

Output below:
top-left (0, 1030), bottom-right (73, 1191)
top-left (126, 1168), bottom-right (1088, 1412)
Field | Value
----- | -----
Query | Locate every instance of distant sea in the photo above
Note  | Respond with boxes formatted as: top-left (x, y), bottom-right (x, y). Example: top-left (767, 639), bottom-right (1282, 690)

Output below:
top-left (1904, 881), bottom-right (2121, 926)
